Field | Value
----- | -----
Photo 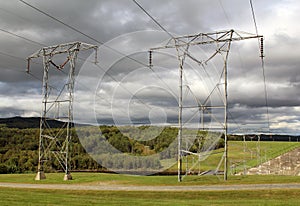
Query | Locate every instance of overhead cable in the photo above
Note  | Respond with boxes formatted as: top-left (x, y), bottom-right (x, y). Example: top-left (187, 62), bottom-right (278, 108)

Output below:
top-left (249, 0), bottom-right (270, 133)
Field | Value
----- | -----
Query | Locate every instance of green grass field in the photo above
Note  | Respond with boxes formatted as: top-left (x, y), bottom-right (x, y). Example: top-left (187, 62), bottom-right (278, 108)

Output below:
top-left (168, 141), bottom-right (300, 174)
top-left (0, 187), bottom-right (300, 206)
top-left (0, 141), bottom-right (300, 205)
top-left (0, 172), bottom-right (299, 186)
top-left (0, 173), bottom-right (300, 205)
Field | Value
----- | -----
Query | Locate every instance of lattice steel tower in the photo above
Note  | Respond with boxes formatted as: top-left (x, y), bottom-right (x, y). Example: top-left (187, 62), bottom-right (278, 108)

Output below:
top-left (27, 42), bottom-right (97, 180)
top-left (151, 29), bottom-right (263, 182)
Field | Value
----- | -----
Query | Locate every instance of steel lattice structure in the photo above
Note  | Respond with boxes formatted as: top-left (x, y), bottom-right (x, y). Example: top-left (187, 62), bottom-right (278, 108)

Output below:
top-left (27, 42), bottom-right (97, 180)
top-left (150, 29), bottom-right (263, 182)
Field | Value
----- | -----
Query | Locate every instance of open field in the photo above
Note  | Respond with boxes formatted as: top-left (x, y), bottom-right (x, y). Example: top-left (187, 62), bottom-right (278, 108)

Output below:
top-left (0, 172), bottom-right (299, 205)
top-left (0, 141), bottom-right (299, 205)
top-left (168, 141), bottom-right (300, 173)
top-left (0, 186), bottom-right (300, 205)
top-left (0, 173), bottom-right (300, 206)
top-left (0, 172), bottom-right (300, 186)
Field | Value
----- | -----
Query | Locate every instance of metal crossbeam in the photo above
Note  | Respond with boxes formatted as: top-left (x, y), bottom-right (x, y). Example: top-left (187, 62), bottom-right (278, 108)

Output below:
top-left (26, 41), bottom-right (97, 73)
top-left (151, 30), bottom-right (262, 50)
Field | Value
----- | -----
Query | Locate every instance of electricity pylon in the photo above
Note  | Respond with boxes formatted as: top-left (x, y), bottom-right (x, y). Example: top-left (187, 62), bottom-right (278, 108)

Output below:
top-left (27, 42), bottom-right (97, 180)
top-left (150, 29), bottom-right (263, 182)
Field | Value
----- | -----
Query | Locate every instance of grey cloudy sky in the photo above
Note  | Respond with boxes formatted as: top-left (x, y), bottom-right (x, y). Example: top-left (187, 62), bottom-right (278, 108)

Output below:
top-left (0, 0), bottom-right (300, 134)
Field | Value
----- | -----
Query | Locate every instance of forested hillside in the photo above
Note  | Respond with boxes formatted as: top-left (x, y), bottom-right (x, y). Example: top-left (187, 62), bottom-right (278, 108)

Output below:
top-left (0, 119), bottom-right (225, 174)
top-left (0, 126), bottom-right (101, 174)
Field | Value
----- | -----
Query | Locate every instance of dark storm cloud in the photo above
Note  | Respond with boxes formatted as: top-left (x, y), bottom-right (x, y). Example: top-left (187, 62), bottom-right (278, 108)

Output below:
top-left (0, 0), bottom-right (300, 134)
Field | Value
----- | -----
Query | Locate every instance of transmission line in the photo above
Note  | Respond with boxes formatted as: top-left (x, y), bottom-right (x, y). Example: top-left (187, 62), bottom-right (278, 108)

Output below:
top-left (19, 0), bottom-right (101, 45)
top-left (218, 0), bottom-right (231, 27)
top-left (19, 0), bottom-right (147, 67)
top-left (19, 0), bottom-right (180, 116)
top-left (132, 0), bottom-right (242, 133)
top-left (18, 0), bottom-right (260, 132)
top-left (0, 3), bottom-right (167, 125)
top-left (211, 1), bottom-right (269, 133)
top-left (132, 0), bottom-right (229, 103)
top-left (0, 50), bottom-right (27, 62)
top-left (0, 28), bottom-right (44, 46)
top-left (132, 0), bottom-right (173, 38)
top-left (0, 21), bottom-right (153, 124)
top-left (214, 2), bottom-right (252, 133)
top-left (249, 0), bottom-right (270, 133)
top-left (0, 25), bottom-right (125, 110)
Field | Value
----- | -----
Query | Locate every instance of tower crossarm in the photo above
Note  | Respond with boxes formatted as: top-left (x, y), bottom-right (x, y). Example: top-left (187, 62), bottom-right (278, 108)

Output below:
top-left (26, 41), bottom-right (98, 73)
top-left (150, 29), bottom-right (263, 50)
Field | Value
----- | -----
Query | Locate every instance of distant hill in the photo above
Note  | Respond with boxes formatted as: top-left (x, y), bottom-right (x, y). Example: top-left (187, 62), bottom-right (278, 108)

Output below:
top-left (229, 134), bottom-right (300, 142)
top-left (0, 116), bottom-right (66, 129)
top-left (0, 117), bottom-right (299, 141)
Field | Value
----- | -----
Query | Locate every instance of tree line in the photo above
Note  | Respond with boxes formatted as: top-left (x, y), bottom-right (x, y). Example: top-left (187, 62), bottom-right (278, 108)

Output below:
top-left (0, 124), bottom-right (225, 174)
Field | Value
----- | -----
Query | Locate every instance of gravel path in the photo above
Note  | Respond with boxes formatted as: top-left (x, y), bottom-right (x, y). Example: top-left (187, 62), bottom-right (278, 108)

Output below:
top-left (1, 182), bottom-right (300, 191)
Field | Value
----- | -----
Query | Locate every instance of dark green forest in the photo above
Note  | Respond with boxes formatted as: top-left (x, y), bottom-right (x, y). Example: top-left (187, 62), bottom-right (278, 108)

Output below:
top-left (0, 118), bottom-right (225, 174)
top-left (0, 126), bottom-right (97, 174)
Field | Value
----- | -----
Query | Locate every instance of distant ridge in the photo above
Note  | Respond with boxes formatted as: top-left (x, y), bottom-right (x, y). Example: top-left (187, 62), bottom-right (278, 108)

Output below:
top-left (0, 116), bottom-right (66, 129)
top-left (0, 117), bottom-right (299, 142)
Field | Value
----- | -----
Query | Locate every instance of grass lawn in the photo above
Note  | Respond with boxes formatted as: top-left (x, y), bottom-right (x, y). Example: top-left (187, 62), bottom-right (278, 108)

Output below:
top-left (167, 141), bottom-right (300, 173)
top-left (229, 141), bottom-right (300, 171)
top-left (0, 141), bottom-right (299, 205)
top-left (0, 172), bottom-right (299, 186)
top-left (0, 187), bottom-right (299, 206)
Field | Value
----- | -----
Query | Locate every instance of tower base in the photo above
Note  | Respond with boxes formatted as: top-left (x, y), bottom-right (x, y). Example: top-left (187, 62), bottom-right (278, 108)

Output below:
top-left (64, 173), bottom-right (72, 181)
top-left (35, 171), bottom-right (46, 180)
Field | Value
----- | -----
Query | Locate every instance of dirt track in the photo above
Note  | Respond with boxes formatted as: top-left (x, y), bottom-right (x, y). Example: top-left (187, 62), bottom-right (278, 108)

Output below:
top-left (1, 182), bottom-right (300, 191)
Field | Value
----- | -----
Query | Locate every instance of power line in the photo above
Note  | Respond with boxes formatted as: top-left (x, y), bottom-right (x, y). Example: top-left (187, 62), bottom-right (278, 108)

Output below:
top-left (0, 26), bottom-right (96, 68)
top-left (0, 66), bottom-right (24, 74)
top-left (249, 0), bottom-right (259, 36)
top-left (0, 27), bottom-right (111, 101)
top-left (133, 1), bottom-right (242, 132)
top-left (132, 0), bottom-right (232, 108)
top-left (215, 2), bottom-right (250, 132)
top-left (0, 51), bottom-right (33, 75)
top-left (19, 0), bottom-right (148, 69)
top-left (9, 1), bottom-right (172, 124)
top-left (17, 0), bottom-right (264, 131)
top-left (0, 50), bottom-right (26, 62)
top-left (3, 4), bottom-right (175, 128)
top-left (0, 7), bottom-right (154, 118)
top-left (218, 0), bottom-right (231, 28)
top-left (19, 0), bottom-right (102, 46)
top-left (216, 0), bottom-right (270, 133)
top-left (132, 0), bottom-right (241, 130)
top-left (249, 0), bottom-right (270, 133)
top-left (0, 44), bottom-right (63, 93)
top-left (0, 28), bottom-right (44, 46)
top-left (19, 1), bottom-right (170, 76)
top-left (0, 43), bottom-right (62, 91)
top-left (0, 39), bottom-right (63, 92)
top-left (19, 0), bottom-right (178, 105)
top-left (132, 0), bottom-right (174, 38)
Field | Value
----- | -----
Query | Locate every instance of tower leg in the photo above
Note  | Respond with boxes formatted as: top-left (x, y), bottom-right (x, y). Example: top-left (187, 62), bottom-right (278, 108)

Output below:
top-left (35, 171), bottom-right (46, 180)
top-left (63, 173), bottom-right (72, 181)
